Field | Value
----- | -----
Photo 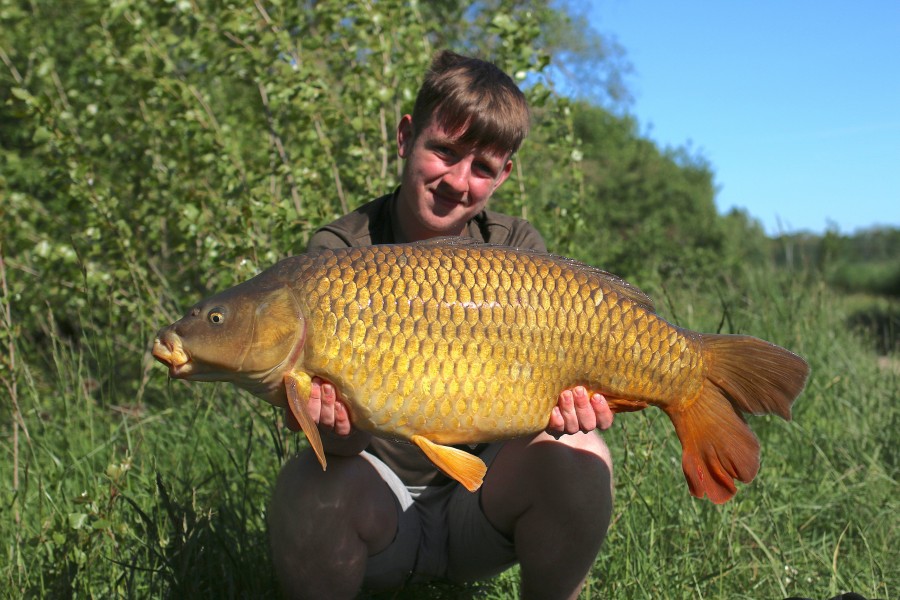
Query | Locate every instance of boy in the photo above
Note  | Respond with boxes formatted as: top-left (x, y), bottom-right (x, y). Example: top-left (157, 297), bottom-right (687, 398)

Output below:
top-left (269, 51), bottom-right (614, 600)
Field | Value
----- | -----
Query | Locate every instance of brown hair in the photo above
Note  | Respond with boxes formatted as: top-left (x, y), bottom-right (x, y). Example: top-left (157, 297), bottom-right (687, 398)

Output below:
top-left (411, 50), bottom-right (530, 157)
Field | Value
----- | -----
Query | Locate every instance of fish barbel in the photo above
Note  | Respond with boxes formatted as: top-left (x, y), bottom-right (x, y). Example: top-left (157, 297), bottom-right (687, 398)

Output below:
top-left (152, 238), bottom-right (809, 503)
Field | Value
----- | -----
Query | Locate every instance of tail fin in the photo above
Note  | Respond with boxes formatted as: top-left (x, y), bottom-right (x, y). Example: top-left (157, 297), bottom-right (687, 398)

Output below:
top-left (664, 334), bottom-right (810, 504)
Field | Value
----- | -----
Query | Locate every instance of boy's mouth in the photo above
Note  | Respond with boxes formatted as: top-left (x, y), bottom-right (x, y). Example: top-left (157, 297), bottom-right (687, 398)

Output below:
top-left (431, 188), bottom-right (467, 209)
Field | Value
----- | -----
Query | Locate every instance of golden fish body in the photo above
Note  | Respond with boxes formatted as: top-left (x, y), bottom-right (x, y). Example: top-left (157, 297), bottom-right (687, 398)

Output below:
top-left (295, 242), bottom-right (698, 443)
top-left (153, 239), bottom-right (809, 503)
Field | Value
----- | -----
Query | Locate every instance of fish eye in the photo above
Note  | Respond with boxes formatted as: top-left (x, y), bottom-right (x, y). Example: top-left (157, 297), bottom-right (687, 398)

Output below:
top-left (208, 308), bottom-right (225, 325)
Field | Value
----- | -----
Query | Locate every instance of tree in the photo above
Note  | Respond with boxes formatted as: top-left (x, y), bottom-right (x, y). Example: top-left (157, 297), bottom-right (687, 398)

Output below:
top-left (564, 102), bottom-right (726, 284)
top-left (0, 0), bottom-right (589, 385)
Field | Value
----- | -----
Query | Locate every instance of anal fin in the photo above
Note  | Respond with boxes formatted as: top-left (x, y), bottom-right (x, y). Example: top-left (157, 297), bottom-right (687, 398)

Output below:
top-left (411, 435), bottom-right (487, 492)
top-left (604, 396), bottom-right (650, 413)
top-left (284, 372), bottom-right (327, 471)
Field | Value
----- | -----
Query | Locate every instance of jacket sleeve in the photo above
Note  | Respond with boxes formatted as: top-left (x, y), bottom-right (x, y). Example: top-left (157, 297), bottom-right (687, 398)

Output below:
top-left (506, 221), bottom-right (547, 253)
top-left (306, 228), bottom-right (354, 253)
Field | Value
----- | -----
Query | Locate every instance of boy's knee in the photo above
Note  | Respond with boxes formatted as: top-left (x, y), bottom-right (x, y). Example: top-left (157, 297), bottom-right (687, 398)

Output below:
top-left (543, 434), bottom-right (613, 514)
top-left (268, 452), bottom-right (400, 598)
top-left (484, 433), bottom-right (613, 537)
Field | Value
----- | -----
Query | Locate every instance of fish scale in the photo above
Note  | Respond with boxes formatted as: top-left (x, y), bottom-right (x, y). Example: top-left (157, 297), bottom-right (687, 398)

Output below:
top-left (152, 238), bottom-right (809, 502)
top-left (296, 243), bottom-right (693, 442)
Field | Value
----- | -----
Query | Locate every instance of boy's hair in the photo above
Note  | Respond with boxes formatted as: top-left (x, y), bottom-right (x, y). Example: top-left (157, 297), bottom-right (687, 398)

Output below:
top-left (411, 50), bottom-right (530, 157)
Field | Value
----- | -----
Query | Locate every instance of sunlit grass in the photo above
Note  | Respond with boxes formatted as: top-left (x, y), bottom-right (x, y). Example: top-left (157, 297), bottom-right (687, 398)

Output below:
top-left (2, 264), bottom-right (896, 599)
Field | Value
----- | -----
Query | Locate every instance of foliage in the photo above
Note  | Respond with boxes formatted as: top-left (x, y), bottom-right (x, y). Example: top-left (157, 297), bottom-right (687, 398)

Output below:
top-left (563, 102), bottom-right (729, 286)
top-left (3, 257), bottom-right (896, 599)
top-left (2, 1), bottom-right (896, 598)
top-left (0, 0), bottom-right (619, 362)
top-left (541, 1), bottom-right (633, 105)
top-left (772, 226), bottom-right (900, 296)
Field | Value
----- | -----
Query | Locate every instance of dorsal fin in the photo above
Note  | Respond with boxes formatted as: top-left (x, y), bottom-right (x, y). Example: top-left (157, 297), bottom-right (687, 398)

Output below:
top-left (586, 268), bottom-right (655, 313)
top-left (404, 237), bottom-right (655, 313)
top-left (410, 236), bottom-right (484, 247)
top-left (531, 250), bottom-right (655, 313)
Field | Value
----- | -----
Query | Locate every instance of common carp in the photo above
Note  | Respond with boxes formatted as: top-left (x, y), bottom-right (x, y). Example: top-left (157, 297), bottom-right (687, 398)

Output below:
top-left (152, 238), bottom-right (809, 503)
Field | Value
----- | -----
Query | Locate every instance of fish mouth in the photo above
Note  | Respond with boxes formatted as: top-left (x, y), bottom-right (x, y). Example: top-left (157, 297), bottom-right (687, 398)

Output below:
top-left (152, 336), bottom-right (192, 378)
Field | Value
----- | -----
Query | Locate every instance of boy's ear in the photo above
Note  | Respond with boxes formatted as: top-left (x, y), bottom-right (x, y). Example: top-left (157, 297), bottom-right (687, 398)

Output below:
top-left (397, 115), bottom-right (414, 158)
top-left (493, 159), bottom-right (514, 190)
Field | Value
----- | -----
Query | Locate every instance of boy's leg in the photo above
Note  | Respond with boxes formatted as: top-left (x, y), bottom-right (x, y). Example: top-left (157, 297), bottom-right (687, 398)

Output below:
top-left (477, 432), bottom-right (613, 600)
top-left (268, 451), bottom-right (410, 599)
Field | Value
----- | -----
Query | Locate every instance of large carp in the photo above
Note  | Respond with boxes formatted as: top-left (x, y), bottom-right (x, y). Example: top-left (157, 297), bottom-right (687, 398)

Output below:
top-left (152, 238), bottom-right (809, 503)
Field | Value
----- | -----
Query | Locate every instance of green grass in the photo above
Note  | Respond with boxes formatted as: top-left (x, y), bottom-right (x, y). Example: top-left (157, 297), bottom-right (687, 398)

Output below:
top-left (2, 266), bottom-right (897, 599)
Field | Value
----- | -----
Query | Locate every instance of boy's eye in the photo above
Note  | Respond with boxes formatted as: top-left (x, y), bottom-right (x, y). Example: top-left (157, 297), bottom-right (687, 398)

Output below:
top-left (474, 162), bottom-right (495, 177)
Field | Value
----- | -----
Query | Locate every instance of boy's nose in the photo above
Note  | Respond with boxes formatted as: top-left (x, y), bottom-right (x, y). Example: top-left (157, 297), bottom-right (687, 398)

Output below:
top-left (444, 159), bottom-right (471, 193)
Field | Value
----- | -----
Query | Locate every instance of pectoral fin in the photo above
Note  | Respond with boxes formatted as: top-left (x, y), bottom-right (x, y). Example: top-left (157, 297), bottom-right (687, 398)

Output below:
top-left (284, 372), bottom-right (327, 471)
top-left (411, 435), bottom-right (487, 492)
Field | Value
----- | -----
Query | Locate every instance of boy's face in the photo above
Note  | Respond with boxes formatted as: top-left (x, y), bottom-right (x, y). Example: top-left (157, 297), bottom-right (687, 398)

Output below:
top-left (396, 115), bottom-right (513, 239)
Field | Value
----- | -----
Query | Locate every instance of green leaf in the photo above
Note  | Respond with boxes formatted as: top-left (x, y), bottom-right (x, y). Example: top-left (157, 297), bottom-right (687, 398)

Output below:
top-left (68, 513), bottom-right (89, 530)
top-left (10, 87), bottom-right (33, 101)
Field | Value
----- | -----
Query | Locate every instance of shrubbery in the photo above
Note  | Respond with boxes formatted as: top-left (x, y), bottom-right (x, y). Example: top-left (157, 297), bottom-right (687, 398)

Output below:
top-left (1, 0), bottom-right (766, 370)
top-left (2, 3), bottom-right (897, 597)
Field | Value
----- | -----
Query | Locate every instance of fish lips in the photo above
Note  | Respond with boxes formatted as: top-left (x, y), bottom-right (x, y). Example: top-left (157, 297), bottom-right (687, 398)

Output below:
top-left (152, 336), bottom-right (193, 379)
top-left (151, 335), bottom-right (236, 382)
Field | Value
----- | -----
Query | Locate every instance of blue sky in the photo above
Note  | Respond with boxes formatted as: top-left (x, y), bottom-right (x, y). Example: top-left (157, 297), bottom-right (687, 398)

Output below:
top-left (582, 1), bottom-right (900, 236)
